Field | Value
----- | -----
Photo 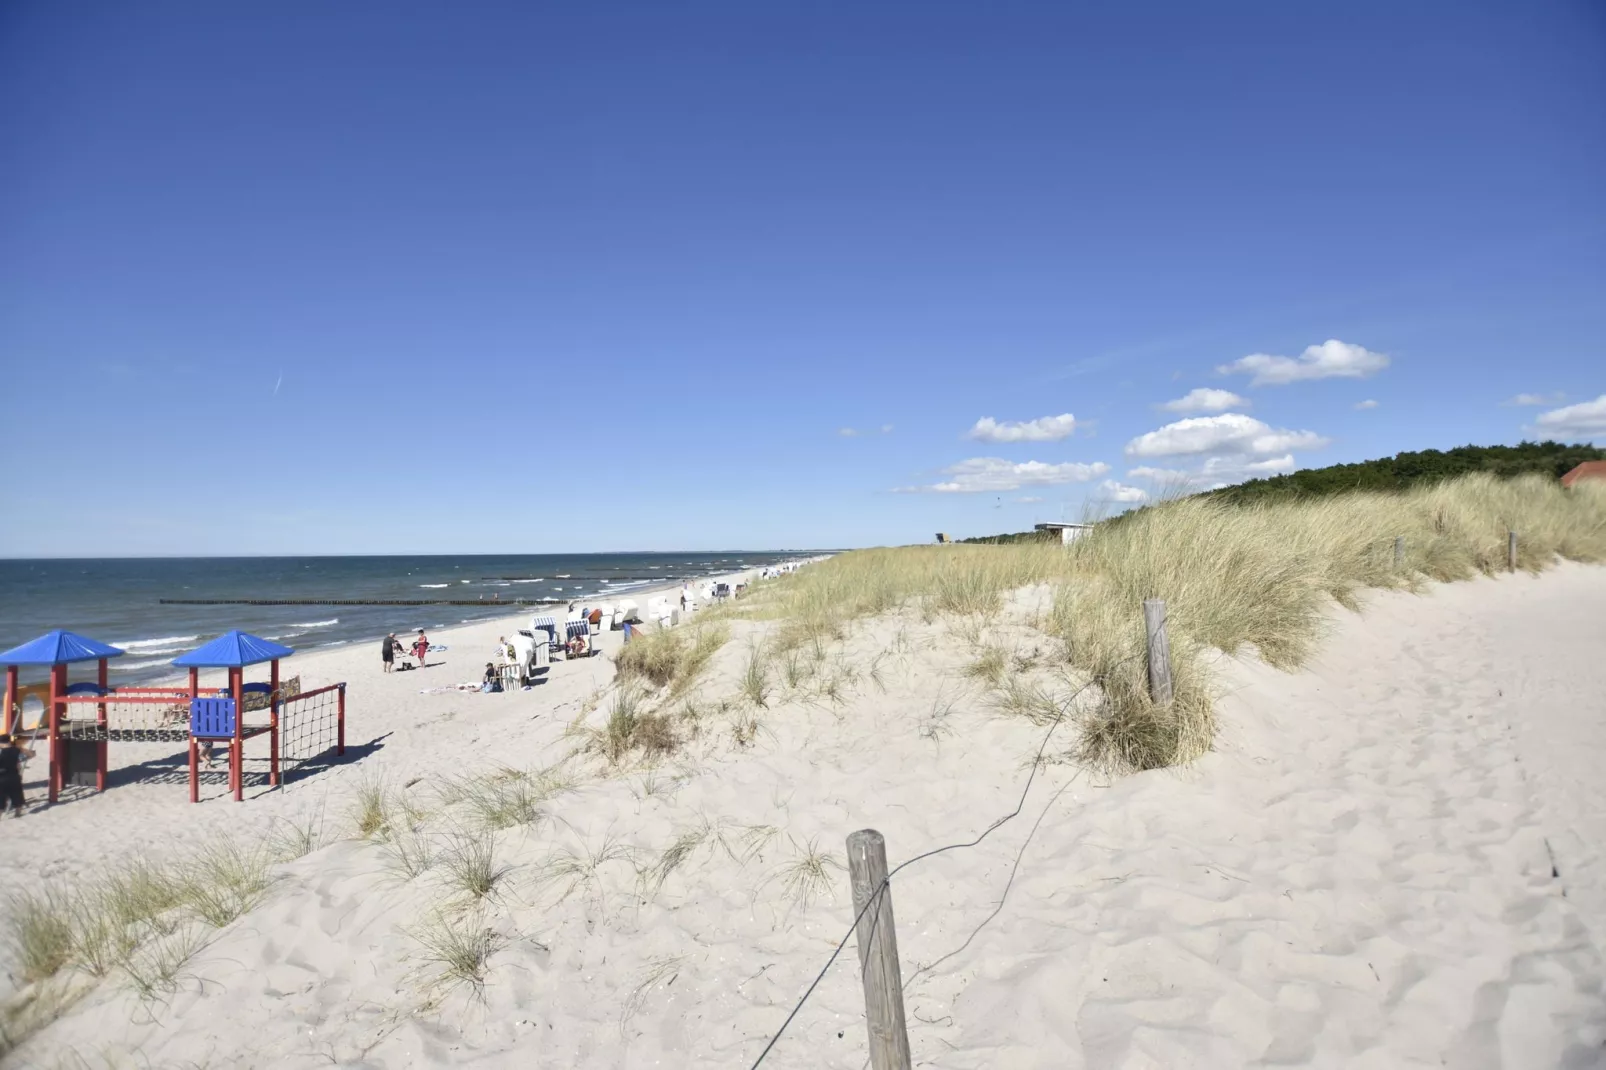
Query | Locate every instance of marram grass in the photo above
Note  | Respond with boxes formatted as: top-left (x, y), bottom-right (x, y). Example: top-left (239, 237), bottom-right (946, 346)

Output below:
top-left (741, 473), bottom-right (1606, 770)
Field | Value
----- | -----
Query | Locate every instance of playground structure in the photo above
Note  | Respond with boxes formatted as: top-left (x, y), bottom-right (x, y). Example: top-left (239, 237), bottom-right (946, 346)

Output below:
top-left (2, 629), bottom-right (345, 804)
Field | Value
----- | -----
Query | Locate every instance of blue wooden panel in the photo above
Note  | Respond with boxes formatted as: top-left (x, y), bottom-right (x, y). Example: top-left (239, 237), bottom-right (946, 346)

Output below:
top-left (190, 697), bottom-right (237, 738)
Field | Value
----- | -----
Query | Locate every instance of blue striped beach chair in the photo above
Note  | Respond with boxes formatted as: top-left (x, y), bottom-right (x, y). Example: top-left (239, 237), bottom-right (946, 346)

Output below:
top-left (565, 619), bottom-right (597, 658)
top-left (530, 616), bottom-right (560, 653)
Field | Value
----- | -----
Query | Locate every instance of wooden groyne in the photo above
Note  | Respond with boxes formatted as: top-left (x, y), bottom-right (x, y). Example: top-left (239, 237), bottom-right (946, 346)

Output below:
top-left (158, 598), bottom-right (567, 607)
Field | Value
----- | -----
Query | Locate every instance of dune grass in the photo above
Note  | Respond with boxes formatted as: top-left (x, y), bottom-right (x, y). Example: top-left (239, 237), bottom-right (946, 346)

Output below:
top-left (590, 685), bottom-right (679, 764)
top-left (742, 473), bottom-right (1606, 771)
top-left (1, 833), bottom-right (290, 1041)
top-left (410, 908), bottom-right (502, 994)
top-left (614, 623), bottom-right (729, 696)
top-left (739, 643), bottom-right (772, 708)
top-left (438, 829), bottom-right (511, 902)
top-left (771, 836), bottom-right (844, 911)
top-left (7, 891), bottom-right (73, 984)
top-left (352, 777), bottom-right (393, 839)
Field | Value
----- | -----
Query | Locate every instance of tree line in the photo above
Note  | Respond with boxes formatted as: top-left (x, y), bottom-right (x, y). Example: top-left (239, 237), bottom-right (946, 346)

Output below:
top-left (1204, 440), bottom-right (1604, 504)
top-left (957, 440), bottom-right (1605, 542)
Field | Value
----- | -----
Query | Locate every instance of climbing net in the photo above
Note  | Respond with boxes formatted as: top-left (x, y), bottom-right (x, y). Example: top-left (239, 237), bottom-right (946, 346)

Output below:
top-left (278, 683), bottom-right (343, 778)
top-left (55, 691), bottom-right (194, 743)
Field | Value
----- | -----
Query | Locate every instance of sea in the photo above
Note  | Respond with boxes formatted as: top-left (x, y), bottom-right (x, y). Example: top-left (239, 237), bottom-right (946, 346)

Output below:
top-left (0, 552), bottom-right (817, 686)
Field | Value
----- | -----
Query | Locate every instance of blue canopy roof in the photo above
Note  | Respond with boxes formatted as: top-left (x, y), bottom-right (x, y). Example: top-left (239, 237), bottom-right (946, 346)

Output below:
top-left (171, 630), bottom-right (294, 668)
top-left (0, 630), bottom-right (125, 666)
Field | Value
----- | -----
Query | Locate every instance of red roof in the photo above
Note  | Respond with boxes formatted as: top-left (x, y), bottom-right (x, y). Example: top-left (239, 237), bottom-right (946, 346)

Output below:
top-left (1561, 461), bottom-right (1606, 488)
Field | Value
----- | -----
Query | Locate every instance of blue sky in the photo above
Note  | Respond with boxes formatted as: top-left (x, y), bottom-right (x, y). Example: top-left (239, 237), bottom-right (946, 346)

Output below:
top-left (2, 2), bottom-right (1602, 556)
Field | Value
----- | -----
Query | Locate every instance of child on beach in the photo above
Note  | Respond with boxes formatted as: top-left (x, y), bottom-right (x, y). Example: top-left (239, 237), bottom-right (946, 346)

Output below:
top-left (481, 662), bottom-right (501, 693)
top-left (0, 734), bottom-right (35, 817)
top-left (412, 629), bottom-right (430, 667)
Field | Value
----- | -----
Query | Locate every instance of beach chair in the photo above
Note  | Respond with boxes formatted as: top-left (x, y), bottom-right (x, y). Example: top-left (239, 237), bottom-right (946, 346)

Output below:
top-left (564, 620), bottom-right (593, 658)
top-left (648, 597), bottom-right (672, 626)
top-left (530, 616), bottom-right (561, 655)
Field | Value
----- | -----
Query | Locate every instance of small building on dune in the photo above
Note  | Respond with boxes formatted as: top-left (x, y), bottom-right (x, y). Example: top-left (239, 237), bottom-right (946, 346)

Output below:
top-left (1561, 461), bottom-right (1606, 489)
top-left (1034, 521), bottom-right (1093, 545)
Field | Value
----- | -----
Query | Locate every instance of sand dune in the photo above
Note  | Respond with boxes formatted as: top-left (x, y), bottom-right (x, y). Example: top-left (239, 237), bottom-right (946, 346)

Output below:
top-left (3, 566), bottom-right (1604, 1067)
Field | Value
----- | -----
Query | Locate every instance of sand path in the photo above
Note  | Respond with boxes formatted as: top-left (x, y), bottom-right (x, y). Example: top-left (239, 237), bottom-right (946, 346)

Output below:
top-left (924, 563), bottom-right (1606, 1068)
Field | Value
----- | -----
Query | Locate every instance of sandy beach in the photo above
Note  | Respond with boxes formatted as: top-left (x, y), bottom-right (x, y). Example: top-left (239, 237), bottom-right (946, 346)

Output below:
top-left (2, 562), bottom-right (1604, 1067)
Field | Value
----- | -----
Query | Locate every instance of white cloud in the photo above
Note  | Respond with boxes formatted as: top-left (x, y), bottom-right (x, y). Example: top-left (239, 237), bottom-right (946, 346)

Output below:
top-left (1128, 465), bottom-right (1192, 482)
top-left (1354, 399), bottom-right (1379, 410)
top-left (1504, 392), bottom-right (1565, 407)
top-left (1217, 339), bottom-right (1389, 386)
top-left (838, 425), bottom-right (893, 438)
top-left (1015, 496), bottom-right (1045, 504)
top-left (966, 413), bottom-right (1077, 443)
top-left (1159, 388), bottom-right (1250, 414)
top-left (837, 427), bottom-right (860, 437)
top-left (1533, 394), bottom-right (1606, 439)
top-left (898, 457), bottom-right (1110, 494)
top-left (1124, 413), bottom-right (1329, 458)
top-left (1099, 479), bottom-right (1149, 503)
top-left (1202, 453), bottom-right (1297, 479)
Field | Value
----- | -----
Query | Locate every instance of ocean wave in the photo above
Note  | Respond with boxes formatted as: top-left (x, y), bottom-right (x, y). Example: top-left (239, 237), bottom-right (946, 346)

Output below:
top-left (292, 618), bottom-right (339, 629)
top-left (115, 635), bottom-right (198, 650)
top-left (509, 578), bottom-right (545, 584)
top-left (419, 583), bottom-right (450, 588)
top-left (113, 657), bottom-right (180, 671)
top-left (555, 574), bottom-right (571, 579)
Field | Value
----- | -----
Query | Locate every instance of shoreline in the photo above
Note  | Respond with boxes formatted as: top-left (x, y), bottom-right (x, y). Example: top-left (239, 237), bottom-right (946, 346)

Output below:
top-left (2, 554), bottom-right (829, 692)
top-left (91, 556), bottom-right (828, 693)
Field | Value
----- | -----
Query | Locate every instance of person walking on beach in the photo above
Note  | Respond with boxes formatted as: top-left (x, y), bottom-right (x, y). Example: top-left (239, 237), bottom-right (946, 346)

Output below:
top-left (381, 633), bottom-right (400, 673)
top-left (412, 629), bottom-right (430, 668)
top-left (0, 734), bottom-right (34, 817)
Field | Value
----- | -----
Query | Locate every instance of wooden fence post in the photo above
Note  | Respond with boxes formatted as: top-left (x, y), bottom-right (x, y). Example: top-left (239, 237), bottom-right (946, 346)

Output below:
top-left (1143, 599), bottom-right (1173, 706)
top-left (846, 829), bottom-right (911, 1070)
top-left (1393, 535), bottom-right (1404, 568)
top-left (1508, 530), bottom-right (1518, 572)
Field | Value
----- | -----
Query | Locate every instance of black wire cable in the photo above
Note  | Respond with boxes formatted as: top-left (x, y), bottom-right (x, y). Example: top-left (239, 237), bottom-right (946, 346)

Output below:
top-left (747, 652), bottom-right (1147, 1068)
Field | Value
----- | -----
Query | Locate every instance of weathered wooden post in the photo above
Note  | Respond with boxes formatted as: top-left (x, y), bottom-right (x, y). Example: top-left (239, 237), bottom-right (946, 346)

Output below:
top-left (1393, 536), bottom-right (1404, 569)
top-left (1508, 530), bottom-right (1518, 572)
top-left (846, 829), bottom-right (911, 1070)
top-left (1143, 598), bottom-right (1173, 706)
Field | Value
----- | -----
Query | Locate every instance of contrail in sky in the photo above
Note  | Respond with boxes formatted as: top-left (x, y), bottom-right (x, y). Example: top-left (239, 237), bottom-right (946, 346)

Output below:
top-left (273, 371), bottom-right (283, 396)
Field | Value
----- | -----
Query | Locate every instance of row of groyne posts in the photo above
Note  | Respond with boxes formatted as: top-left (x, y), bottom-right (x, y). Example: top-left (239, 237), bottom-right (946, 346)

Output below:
top-left (827, 532), bottom-right (1525, 1069)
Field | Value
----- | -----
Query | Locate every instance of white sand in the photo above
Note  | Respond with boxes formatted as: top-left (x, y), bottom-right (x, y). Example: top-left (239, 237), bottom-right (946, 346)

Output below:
top-left (3, 564), bottom-right (1604, 1067)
